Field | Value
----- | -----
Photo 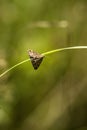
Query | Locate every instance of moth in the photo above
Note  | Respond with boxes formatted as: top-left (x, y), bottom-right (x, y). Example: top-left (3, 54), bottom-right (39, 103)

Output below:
top-left (28, 49), bottom-right (44, 70)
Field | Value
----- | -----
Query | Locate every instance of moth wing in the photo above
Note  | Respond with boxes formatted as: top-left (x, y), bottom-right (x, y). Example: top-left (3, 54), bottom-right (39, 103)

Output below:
top-left (28, 50), bottom-right (44, 70)
top-left (31, 56), bottom-right (43, 70)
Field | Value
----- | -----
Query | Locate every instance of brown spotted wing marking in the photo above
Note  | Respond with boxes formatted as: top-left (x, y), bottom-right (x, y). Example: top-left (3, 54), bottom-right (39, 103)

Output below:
top-left (28, 50), bottom-right (44, 70)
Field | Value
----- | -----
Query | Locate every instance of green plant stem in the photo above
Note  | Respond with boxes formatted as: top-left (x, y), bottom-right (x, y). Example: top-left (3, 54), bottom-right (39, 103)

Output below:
top-left (0, 59), bottom-right (30, 78)
top-left (42, 46), bottom-right (87, 56)
top-left (0, 46), bottom-right (87, 78)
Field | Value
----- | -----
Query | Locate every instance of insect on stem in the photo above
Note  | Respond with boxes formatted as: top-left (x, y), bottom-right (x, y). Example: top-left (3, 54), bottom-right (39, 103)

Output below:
top-left (0, 46), bottom-right (87, 78)
top-left (28, 49), bottom-right (44, 70)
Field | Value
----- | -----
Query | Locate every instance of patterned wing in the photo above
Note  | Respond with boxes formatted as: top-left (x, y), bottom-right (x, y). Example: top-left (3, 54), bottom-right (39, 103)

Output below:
top-left (28, 50), bottom-right (44, 70)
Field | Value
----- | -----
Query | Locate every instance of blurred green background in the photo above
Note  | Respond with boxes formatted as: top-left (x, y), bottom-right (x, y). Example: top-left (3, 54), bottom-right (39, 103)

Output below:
top-left (0, 0), bottom-right (87, 130)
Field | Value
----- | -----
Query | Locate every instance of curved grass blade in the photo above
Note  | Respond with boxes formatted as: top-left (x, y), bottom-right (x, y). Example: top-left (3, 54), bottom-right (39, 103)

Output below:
top-left (42, 46), bottom-right (87, 56)
top-left (0, 46), bottom-right (87, 78)
top-left (0, 59), bottom-right (30, 78)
